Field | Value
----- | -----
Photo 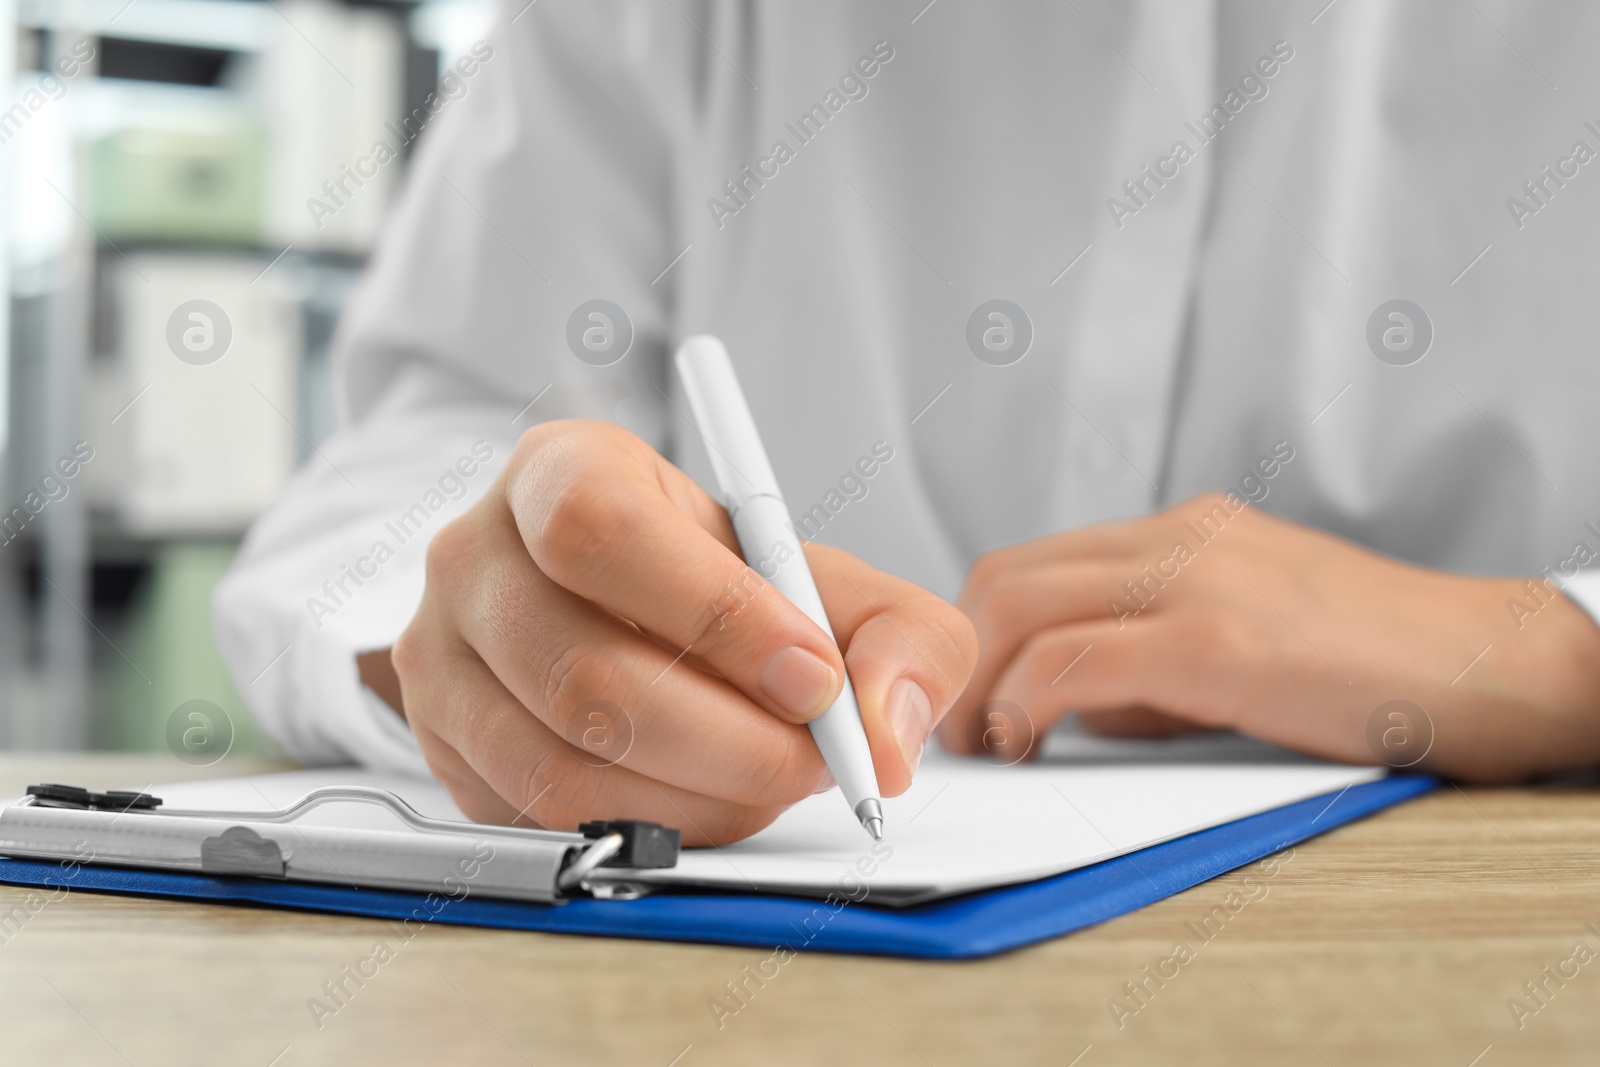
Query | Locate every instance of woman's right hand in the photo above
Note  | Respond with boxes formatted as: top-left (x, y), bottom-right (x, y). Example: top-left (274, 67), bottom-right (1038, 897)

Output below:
top-left (373, 420), bottom-right (976, 845)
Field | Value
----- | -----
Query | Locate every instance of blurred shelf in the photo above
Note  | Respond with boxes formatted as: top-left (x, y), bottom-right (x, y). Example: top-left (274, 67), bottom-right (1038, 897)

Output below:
top-left (18, 0), bottom-right (431, 52)
top-left (0, 0), bottom-right (473, 752)
top-left (18, 0), bottom-right (272, 52)
top-left (4, 520), bottom-right (238, 562)
top-left (93, 236), bottom-right (367, 269)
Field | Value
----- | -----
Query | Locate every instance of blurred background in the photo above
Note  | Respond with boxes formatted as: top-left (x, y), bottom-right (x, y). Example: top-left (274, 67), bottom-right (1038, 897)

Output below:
top-left (0, 0), bottom-right (493, 758)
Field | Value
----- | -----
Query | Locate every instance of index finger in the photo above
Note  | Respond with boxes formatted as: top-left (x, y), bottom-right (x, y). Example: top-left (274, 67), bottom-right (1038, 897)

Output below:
top-left (807, 543), bottom-right (979, 796)
top-left (507, 419), bottom-right (847, 724)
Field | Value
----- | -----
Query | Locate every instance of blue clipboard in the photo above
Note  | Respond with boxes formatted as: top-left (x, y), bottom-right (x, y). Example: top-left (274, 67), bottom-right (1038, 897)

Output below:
top-left (0, 774), bottom-right (1435, 960)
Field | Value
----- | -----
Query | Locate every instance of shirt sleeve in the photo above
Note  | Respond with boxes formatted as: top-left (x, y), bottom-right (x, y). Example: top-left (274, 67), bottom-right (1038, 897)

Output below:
top-left (1559, 572), bottom-right (1600, 630)
top-left (212, 365), bottom-right (515, 772)
top-left (212, 0), bottom-right (703, 771)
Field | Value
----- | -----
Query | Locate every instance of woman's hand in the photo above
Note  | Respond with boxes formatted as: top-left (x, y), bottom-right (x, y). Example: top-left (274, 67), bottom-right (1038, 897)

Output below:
top-left (366, 420), bottom-right (976, 845)
top-left (939, 493), bottom-right (1600, 781)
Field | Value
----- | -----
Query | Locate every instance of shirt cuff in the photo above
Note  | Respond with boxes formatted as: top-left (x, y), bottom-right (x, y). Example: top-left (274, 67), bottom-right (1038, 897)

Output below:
top-left (1559, 571), bottom-right (1600, 629)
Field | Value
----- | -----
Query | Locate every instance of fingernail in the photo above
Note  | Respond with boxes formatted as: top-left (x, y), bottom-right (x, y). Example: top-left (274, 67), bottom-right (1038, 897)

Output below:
top-left (813, 770), bottom-right (837, 795)
top-left (760, 646), bottom-right (838, 719)
top-left (887, 678), bottom-right (933, 777)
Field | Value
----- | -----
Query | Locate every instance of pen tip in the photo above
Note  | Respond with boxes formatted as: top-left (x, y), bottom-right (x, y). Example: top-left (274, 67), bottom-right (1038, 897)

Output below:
top-left (854, 798), bottom-right (885, 842)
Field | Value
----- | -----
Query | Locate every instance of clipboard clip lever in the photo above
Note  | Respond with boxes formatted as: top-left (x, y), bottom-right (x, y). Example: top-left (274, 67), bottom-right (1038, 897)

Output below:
top-left (25, 783), bottom-right (161, 812)
top-left (564, 820), bottom-right (681, 900)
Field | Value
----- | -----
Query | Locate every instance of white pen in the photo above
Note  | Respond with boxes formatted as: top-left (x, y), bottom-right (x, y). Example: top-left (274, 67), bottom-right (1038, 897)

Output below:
top-left (675, 335), bottom-right (885, 841)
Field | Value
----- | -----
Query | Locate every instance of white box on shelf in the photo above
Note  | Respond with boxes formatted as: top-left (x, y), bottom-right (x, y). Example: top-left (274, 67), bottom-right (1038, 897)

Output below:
top-left (261, 0), bottom-right (404, 254)
top-left (111, 252), bottom-right (301, 535)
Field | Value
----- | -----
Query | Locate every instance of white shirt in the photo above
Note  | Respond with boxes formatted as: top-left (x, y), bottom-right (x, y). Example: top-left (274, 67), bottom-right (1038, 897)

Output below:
top-left (214, 0), bottom-right (1600, 773)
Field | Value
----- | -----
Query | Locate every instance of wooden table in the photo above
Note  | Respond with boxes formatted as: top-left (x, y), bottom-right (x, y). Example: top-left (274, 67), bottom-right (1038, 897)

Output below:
top-left (1, 755), bottom-right (1597, 1066)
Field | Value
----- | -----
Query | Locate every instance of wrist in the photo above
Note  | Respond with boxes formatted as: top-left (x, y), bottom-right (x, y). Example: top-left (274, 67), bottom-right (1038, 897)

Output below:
top-left (1497, 584), bottom-right (1600, 777)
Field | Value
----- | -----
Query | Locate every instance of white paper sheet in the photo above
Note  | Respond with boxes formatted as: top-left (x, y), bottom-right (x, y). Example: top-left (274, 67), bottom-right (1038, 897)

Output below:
top-left (130, 728), bottom-right (1382, 906)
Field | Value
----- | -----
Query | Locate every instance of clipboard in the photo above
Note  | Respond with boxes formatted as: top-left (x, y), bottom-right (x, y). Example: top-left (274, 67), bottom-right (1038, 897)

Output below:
top-left (0, 782), bottom-right (680, 905)
top-left (0, 774), bottom-right (1435, 959)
